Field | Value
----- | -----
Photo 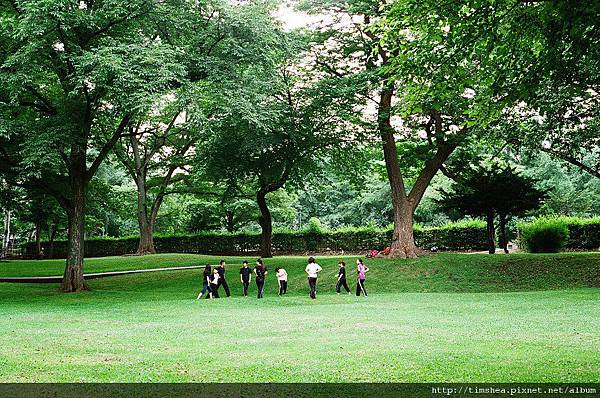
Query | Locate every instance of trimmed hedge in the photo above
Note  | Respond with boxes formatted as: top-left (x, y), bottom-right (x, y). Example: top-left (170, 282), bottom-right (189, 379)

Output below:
top-left (564, 217), bottom-right (600, 250)
top-left (518, 217), bottom-right (600, 252)
top-left (22, 221), bottom-right (489, 259)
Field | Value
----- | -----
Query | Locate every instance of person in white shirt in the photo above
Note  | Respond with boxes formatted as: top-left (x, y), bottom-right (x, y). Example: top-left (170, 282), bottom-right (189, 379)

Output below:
top-left (209, 268), bottom-right (220, 299)
top-left (305, 257), bottom-right (323, 299)
top-left (275, 267), bottom-right (288, 295)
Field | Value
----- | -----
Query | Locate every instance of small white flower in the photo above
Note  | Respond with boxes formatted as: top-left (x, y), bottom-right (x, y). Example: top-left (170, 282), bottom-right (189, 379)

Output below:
top-left (462, 88), bottom-right (475, 99)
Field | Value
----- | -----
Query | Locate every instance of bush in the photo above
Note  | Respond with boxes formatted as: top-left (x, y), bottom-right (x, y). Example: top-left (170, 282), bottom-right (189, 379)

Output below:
top-left (303, 217), bottom-right (324, 233)
top-left (22, 221), bottom-right (490, 259)
top-left (563, 217), bottom-right (600, 250)
top-left (415, 220), bottom-right (488, 251)
top-left (519, 218), bottom-right (570, 253)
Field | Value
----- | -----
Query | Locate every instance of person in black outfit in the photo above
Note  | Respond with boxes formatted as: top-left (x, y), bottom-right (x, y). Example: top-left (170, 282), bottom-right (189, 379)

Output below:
top-left (197, 265), bottom-right (212, 299)
top-left (336, 261), bottom-right (351, 294)
top-left (216, 260), bottom-right (231, 297)
top-left (254, 259), bottom-right (268, 299)
top-left (240, 261), bottom-right (252, 297)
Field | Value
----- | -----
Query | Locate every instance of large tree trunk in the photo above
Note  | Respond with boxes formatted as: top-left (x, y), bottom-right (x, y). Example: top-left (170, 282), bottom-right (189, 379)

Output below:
top-left (48, 223), bottom-right (58, 259)
top-left (256, 189), bottom-right (273, 258)
top-left (378, 85), bottom-right (419, 258)
top-left (486, 210), bottom-right (496, 255)
top-left (389, 202), bottom-right (419, 258)
top-left (61, 157), bottom-right (87, 293)
top-left (1, 208), bottom-right (10, 259)
top-left (137, 221), bottom-right (156, 255)
top-left (498, 213), bottom-right (508, 254)
top-left (225, 210), bottom-right (235, 233)
top-left (35, 222), bottom-right (42, 259)
top-left (135, 171), bottom-right (156, 255)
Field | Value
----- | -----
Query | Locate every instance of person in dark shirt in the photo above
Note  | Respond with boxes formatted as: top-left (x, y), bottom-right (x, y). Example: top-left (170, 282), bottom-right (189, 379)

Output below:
top-left (197, 265), bottom-right (212, 299)
top-left (336, 261), bottom-right (350, 294)
top-left (253, 258), bottom-right (268, 299)
top-left (216, 260), bottom-right (231, 297)
top-left (239, 261), bottom-right (252, 297)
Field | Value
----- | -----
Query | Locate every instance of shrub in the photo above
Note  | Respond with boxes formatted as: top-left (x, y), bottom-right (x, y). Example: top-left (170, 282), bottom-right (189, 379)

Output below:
top-left (303, 217), bottom-right (324, 233)
top-left (519, 218), bottom-right (570, 253)
top-left (416, 220), bottom-right (489, 251)
top-left (22, 221), bottom-right (490, 259)
top-left (563, 217), bottom-right (600, 250)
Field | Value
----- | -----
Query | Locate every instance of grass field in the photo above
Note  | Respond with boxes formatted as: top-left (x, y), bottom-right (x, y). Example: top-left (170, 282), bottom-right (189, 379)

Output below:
top-left (0, 253), bottom-right (599, 382)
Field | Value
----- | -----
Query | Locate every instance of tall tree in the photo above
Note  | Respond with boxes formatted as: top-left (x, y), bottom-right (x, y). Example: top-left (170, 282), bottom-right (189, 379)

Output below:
top-left (501, 1), bottom-right (600, 179)
top-left (114, 110), bottom-right (193, 255)
top-left (112, 0), bottom-right (280, 254)
top-left (300, 0), bottom-right (510, 257)
top-left (0, 0), bottom-right (184, 291)
top-left (0, 178), bottom-right (17, 259)
top-left (200, 35), bottom-right (361, 257)
top-left (438, 164), bottom-right (548, 254)
top-left (17, 192), bottom-right (64, 258)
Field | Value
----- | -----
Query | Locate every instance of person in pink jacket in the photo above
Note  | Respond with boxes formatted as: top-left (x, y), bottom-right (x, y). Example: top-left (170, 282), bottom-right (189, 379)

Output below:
top-left (355, 258), bottom-right (369, 297)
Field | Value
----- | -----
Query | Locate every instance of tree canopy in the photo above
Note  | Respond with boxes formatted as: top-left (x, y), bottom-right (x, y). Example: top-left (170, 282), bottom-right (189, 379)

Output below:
top-left (0, 0), bottom-right (598, 289)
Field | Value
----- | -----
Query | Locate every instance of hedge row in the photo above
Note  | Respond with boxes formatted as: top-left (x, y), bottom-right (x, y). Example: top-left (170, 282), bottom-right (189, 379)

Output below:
top-left (564, 218), bottom-right (600, 250)
top-left (22, 221), bottom-right (489, 259)
top-left (518, 217), bottom-right (600, 252)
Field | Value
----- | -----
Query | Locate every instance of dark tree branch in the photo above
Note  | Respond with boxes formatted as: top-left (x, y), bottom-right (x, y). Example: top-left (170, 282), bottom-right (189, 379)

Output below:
top-left (25, 86), bottom-right (57, 115)
top-left (113, 142), bottom-right (136, 179)
top-left (86, 114), bottom-right (131, 183)
top-left (82, 8), bottom-right (151, 47)
top-left (439, 165), bottom-right (459, 182)
top-left (315, 57), bottom-right (345, 78)
top-left (541, 147), bottom-right (600, 179)
top-left (408, 142), bottom-right (458, 207)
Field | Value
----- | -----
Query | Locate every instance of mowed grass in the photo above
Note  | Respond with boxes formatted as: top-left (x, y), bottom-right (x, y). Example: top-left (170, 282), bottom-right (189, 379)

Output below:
top-left (0, 253), bottom-right (599, 382)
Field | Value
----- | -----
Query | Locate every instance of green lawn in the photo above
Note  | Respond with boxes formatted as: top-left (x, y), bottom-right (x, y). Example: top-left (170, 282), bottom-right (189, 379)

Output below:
top-left (0, 253), bottom-right (599, 382)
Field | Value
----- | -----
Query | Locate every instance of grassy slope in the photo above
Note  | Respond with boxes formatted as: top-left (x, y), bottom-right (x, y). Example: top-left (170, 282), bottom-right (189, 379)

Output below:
top-left (1, 252), bottom-right (598, 292)
top-left (0, 253), bottom-right (599, 382)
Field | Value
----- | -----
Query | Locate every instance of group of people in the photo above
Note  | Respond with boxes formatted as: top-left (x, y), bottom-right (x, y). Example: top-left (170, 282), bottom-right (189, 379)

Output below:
top-left (196, 257), bottom-right (370, 300)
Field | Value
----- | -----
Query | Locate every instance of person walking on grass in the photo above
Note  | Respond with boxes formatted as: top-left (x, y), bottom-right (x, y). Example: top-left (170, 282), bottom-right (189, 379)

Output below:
top-left (275, 267), bottom-right (288, 295)
top-left (240, 261), bottom-right (252, 297)
top-left (305, 257), bottom-right (322, 300)
top-left (216, 260), bottom-right (231, 297)
top-left (197, 265), bottom-right (212, 299)
top-left (336, 261), bottom-right (351, 295)
top-left (254, 259), bottom-right (268, 299)
top-left (356, 258), bottom-right (369, 297)
top-left (210, 268), bottom-right (221, 299)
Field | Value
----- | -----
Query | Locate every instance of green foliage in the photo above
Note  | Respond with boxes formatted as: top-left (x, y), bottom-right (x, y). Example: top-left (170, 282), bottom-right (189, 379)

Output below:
top-left (438, 163), bottom-right (548, 220)
top-left (522, 153), bottom-right (600, 217)
top-left (519, 218), bottom-right (570, 253)
top-left (294, 171), bottom-right (394, 229)
top-left (415, 220), bottom-right (488, 251)
top-left (519, 217), bottom-right (600, 252)
top-left (564, 217), bottom-right (600, 250)
top-left (23, 221), bottom-right (489, 258)
top-left (304, 217), bottom-right (324, 233)
top-left (197, 30), bottom-right (364, 197)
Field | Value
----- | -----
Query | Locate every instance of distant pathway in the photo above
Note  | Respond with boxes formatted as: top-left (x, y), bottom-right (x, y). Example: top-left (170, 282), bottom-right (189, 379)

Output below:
top-left (0, 265), bottom-right (205, 284)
